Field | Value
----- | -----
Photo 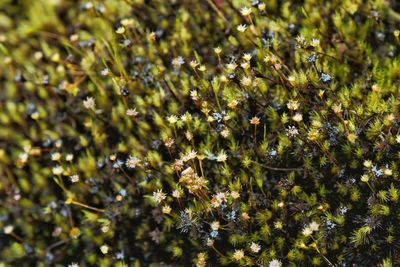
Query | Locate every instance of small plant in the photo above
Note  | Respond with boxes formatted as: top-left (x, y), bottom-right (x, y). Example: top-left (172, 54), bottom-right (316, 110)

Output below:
top-left (1, 0), bottom-right (400, 266)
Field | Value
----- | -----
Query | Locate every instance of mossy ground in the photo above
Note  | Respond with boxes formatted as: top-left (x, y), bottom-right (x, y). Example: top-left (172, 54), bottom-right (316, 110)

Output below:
top-left (1, 0), bottom-right (400, 266)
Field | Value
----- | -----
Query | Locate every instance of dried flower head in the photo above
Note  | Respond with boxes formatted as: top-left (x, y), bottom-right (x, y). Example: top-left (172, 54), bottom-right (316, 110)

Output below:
top-left (287, 100), bottom-right (300, 111)
top-left (153, 189), bottom-right (167, 204)
top-left (162, 205), bottom-right (172, 214)
top-left (249, 116), bottom-right (260, 125)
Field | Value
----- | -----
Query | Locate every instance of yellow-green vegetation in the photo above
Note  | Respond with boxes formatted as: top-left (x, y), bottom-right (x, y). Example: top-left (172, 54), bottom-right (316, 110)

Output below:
top-left (2, 0), bottom-right (400, 266)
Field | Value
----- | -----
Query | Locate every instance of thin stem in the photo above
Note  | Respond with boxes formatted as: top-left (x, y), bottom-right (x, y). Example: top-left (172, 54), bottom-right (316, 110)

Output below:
top-left (70, 200), bottom-right (106, 213)
top-left (253, 125), bottom-right (257, 144)
top-left (252, 161), bottom-right (303, 171)
top-left (211, 244), bottom-right (224, 257)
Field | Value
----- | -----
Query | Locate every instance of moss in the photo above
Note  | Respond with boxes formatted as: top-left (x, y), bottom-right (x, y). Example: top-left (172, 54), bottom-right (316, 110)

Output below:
top-left (2, 0), bottom-right (400, 266)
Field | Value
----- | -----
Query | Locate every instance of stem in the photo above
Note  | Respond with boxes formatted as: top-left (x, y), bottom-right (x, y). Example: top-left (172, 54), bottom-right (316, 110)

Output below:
top-left (70, 200), bottom-right (106, 213)
top-left (311, 237), bottom-right (336, 267)
top-left (252, 161), bottom-right (303, 171)
top-left (199, 159), bottom-right (205, 178)
top-left (10, 232), bottom-right (24, 242)
top-left (253, 125), bottom-right (257, 144)
top-left (206, 0), bottom-right (230, 29)
top-left (46, 238), bottom-right (73, 252)
top-left (366, 181), bottom-right (375, 193)
top-left (211, 244), bottom-right (224, 257)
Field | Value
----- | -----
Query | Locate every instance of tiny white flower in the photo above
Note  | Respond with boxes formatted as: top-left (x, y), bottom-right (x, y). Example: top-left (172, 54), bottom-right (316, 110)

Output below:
top-left (214, 47), bottom-right (222, 54)
top-left (215, 192), bottom-right (227, 202)
top-left (182, 150), bottom-right (197, 162)
top-left (121, 18), bottom-right (135, 26)
top-left (258, 3), bottom-right (266, 11)
top-left (211, 221), bottom-right (220, 231)
top-left (310, 38), bottom-right (320, 47)
top-left (100, 68), bottom-right (109, 76)
top-left (230, 191), bottom-right (240, 199)
top-left (198, 65), bottom-right (206, 72)
top-left (69, 175), bottom-right (80, 183)
top-left (206, 238), bottom-right (214, 246)
top-left (18, 152), bottom-right (29, 163)
top-left (220, 128), bottom-right (230, 138)
top-left (363, 160), bottom-right (372, 168)
top-left (115, 26), bottom-right (125, 34)
top-left (227, 62), bottom-right (238, 70)
top-left (172, 189), bottom-right (182, 198)
top-left (84, 2), bottom-right (94, 9)
top-left (153, 189), bottom-right (166, 204)
top-left (237, 24), bottom-right (248, 32)
top-left (240, 6), bottom-right (252, 16)
top-left (240, 76), bottom-right (252, 87)
top-left (296, 35), bottom-right (306, 44)
top-left (65, 154), bottom-right (74, 161)
top-left (51, 152), bottom-right (61, 161)
top-left (309, 221), bottom-right (319, 231)
top-left (52, 166), bottom-right (64, 175)
top-left (126, 155), bottom-right (141, 168)
top-left (287, 100), bottom-right (300, 110)
top-left (269, 259), bottom-right (282, 267)
top-left (83, 96), bottom-right (95, 110)
top-left (126, 108), bottom-right (138, 116)
top-left (167, 115), bottom-right (178, 124)
top-left (250, 242), bottom-right (261, 253)
top-left (162, 205), bottom-right (172, 214)
top-left (180, 113), bottom-right (192, 122)
top-left (172, 56), bottom-right (185, 69)
top-left (360, 174), bottom-right (369, 182)
top-left (190, 60), bottom-right (199, 68)
top-left (216, 150), bottom-right (228, 162)
top-left (302, 226), bottom-right (313, 236)
top-left (100, 244), bottom-right (109, 254)
top-left (292, 113), bottom-right (303, 122)
top-left (384, 168), bottom-right (393, 176)
top-left (185, 130), bottom-right (193, 141)
top-left (241, 61), bottom-right (250, 69)
top-left (4, 225), bottom-right (14, 234)
top-left (233, 249), bottom-right (245, 261)
top-left (242, 53), bottom-right (252, 61)
top-left (286, 126), bottom-right (299, 138)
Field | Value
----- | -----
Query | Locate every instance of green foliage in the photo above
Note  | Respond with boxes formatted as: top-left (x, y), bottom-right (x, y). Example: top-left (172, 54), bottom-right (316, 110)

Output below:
top-left (1, 0), bottom-right (400, 266)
